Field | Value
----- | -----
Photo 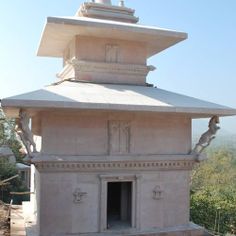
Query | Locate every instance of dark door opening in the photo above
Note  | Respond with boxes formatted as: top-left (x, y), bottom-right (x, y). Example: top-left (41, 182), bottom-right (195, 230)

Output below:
top-left (107, 182), bottom-right (132, 229)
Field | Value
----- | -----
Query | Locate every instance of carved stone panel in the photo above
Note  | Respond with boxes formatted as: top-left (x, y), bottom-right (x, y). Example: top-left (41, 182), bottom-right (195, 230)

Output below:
top-left (105, 44), bottom-right (118, 63)
top-left (152, 185), bottom-right (163, 200)
top-left (109, 121), bottom-right (120, 154)
top-left (108, 121), bottom-right (130, 155)
top-left (73, 188), bottom-right (87, 204)
top-left (120, 121), bottom-right (130, 153)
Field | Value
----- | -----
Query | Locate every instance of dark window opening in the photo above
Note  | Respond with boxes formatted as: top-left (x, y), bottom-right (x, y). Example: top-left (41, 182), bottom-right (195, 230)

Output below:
top-left (107, 182), bottom-right (132, 229)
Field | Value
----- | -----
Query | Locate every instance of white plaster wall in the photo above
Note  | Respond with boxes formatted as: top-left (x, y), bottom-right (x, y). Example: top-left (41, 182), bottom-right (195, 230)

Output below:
top-left (38, 172), bottom-right (99, 236)
top-left (75, 71), bottom-right (146, 85)
top-left (30, 165), bottom-right (36, 215)
top-left (41, 112), bottom-right (108, 155)
top-left (162, 171), bottom-right (190, 227)
top-left (131, 115), bottom-right (191, 155)
top-left (36, 170), bottom-right (191, 235)
top-left (71, 174), bottom-right (100, 233)
top-left (39, 173), bottom-right (73, 236)
top-left (34, 135), bottom-right (42, 153)
top-left (139, 171), bottom-right (190, 230)
top-left (139, 172), bottom-right (164, 229)
top-left (75, 36), bottom-right (146, 65)
top-left (63, 38), bottom-right (76, 66)
top-left (41, 111), bottom-right (191, 156)
top-left (37, 111), bottom-right (192, 235)
top-left (35, 167), bottom-right (41, 235)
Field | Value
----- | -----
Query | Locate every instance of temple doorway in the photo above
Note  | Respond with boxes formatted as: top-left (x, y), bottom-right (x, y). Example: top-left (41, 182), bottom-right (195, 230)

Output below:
top-left (107, 182), bottom-right (132, 229)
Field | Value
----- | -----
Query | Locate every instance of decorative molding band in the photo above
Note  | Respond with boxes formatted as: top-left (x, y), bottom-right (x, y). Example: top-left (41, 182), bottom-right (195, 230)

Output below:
top-left (99, 174), bottom-right (141, 181)
top-left (71, 59), bottom-right (155, 76)
top-left (58, 58), bottom-right (156, 77)
top-left (57, 59), bottom-right (156, 81)
top-left (34, 159), bottom-right (195, 172)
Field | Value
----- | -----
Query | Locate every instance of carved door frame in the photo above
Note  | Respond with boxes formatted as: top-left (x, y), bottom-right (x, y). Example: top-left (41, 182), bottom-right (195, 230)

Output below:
top-left (99, 174), bottom-right (141, 232)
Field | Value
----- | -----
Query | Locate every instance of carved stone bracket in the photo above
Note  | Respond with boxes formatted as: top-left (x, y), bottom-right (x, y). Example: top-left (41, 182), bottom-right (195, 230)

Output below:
top-left (191, 116), bottom-right (220, 162)
top-left (15, 109), bottom-right (37, 159)
top-left (73, 188), bottom-right (87, 204)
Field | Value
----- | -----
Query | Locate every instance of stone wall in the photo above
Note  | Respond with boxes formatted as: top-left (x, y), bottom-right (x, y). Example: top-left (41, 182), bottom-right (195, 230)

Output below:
top-left (40, 111), bottom-right (191, 156)
top-left (37, 170), bottom-right (190, 235)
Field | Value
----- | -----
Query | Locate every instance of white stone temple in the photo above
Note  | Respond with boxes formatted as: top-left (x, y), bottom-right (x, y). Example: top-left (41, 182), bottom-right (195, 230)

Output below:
top-left (2, 1), bottom-right (236, 236)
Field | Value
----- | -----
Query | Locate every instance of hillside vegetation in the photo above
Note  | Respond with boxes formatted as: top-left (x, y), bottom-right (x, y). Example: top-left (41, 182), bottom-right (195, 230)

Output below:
top-left (190, 147), bottom-right (236, 235)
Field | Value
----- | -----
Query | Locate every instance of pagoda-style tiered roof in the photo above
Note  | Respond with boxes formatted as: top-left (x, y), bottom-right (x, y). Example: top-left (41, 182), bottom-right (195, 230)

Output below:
top-left (2, 0), bottom-right (236, 118)
top-left (2, 81), bottom-right (236, 118)
top-left (37, 16), bottom-right (187, 58)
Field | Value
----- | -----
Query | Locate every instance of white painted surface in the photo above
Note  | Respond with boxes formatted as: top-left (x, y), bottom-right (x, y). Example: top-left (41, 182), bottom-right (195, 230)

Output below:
top-left (2, 81), bottom-right (236, 117)
top-left (37, 16), bottom-right (187, 57)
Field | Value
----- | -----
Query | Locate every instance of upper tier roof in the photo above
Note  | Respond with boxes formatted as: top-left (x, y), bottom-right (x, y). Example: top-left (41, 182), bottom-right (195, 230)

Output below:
top-left (2, 81), bottom-right (236, 118)
top-left (37, 16), bottom-right (187, 58)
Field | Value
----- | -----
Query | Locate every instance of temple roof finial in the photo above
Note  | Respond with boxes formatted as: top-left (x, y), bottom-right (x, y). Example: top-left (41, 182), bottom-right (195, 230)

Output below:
top-left (94, 0), bottom-right (112, 5)
top-left (78, 0), bottom-right (138, 23)
top-left (119, 0), bottom-right (125, 7)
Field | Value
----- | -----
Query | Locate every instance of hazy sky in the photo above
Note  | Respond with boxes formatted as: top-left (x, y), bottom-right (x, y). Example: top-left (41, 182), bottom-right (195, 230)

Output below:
top-left (0, 0), bottom-right (236, 133)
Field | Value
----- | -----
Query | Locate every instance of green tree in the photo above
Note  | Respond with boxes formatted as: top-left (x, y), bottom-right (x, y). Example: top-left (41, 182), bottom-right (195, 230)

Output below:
top-left (0, 107), bottom-right (28, 204)
top-left (0, 108), bottom-right (24, 162)
top-left (190, 148), bottom-right (236, 235)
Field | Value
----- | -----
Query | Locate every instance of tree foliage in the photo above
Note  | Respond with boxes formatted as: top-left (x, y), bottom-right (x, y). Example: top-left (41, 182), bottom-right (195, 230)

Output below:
top-left (0, 107), bottom-right (28, 204)
top-left (190, 148), bottom-right (236, 235)
top-left (0, 159), bottom-right (29, 204)
top-left (0, 108), bottom-right (24, 162)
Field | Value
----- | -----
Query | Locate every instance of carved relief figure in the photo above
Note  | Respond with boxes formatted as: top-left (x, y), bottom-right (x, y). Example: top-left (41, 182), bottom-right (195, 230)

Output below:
top-left (105, 44), bottom-right (118, 63)
top-left (73, 188), bottom-right (87, 204)
top-left (15, 109), bottom-right (37, 157)
top-left (153, 185), bottom-right (163, 200)
top-left (192, 115), bottom-right (220, 158)
top-left (109, 120), bottom-right (130, 154)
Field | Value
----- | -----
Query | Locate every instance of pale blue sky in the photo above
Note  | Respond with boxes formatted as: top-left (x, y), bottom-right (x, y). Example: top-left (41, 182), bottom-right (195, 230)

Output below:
top-left (0, 0), bottom-right (236, 134)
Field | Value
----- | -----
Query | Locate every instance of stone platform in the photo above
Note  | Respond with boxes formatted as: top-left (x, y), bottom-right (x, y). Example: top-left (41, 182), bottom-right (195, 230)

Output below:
top-left (15, 203), bottom-right (208, 236)
top-left (23, 221), bottom-right (206, 236)
top-left (10, 205), bottom-right (26, 236)
top-left (75, 223), bottom-right (205, 236)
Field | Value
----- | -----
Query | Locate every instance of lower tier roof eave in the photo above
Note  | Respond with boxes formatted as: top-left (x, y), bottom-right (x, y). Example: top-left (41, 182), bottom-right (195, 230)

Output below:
top-left (2, 101), bottom-right (236, 119)
top-left (2, 81), bottom-right (236, 118)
